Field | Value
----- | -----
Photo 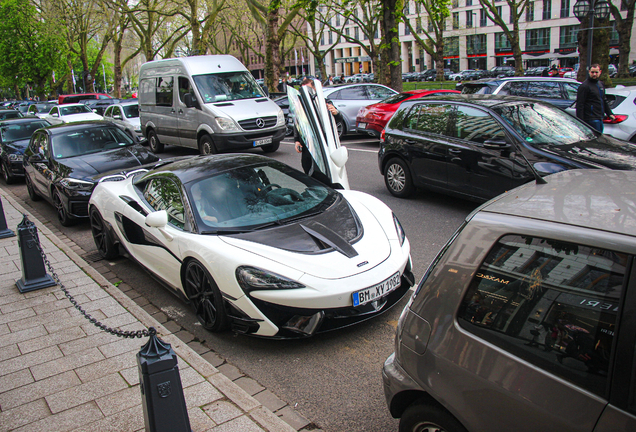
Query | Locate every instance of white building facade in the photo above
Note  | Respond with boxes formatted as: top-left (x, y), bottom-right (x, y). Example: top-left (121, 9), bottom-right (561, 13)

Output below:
top-left (311, 0), bottom-right (636, 77)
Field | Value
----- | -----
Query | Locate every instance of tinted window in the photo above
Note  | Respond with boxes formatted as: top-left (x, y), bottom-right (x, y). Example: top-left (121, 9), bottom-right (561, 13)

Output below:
top-left (367, 86), bottom-right (396, 99)
top-left (455, 106), bottom-right (506, 143)
top-left (156, 76), bottom-right (174, 107)
top-left (0, 121), bottom-right (49, 142)
top-left (51, 126), bottom-right (134, 159)
top-left (104, 106), bottom-right (113, 117)
top-left (499, 82), bottom-right (528, 96)
top-left (144, 178), bottom-right (185, 229)
top-left (123, 104), bottom-right (139, 118)
top-left (411, 103), bottom-right (452, 135)
top-left (527, 81), bottom-right (562, 99)
top-left (458, 234), bottom-right (628, 395)
top-left (337, 87), bottom-right (367, 100)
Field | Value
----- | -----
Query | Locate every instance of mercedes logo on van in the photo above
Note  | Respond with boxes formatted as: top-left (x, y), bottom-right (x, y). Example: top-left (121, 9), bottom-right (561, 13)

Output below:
top-left (256, 118), bottom-right (265, 128)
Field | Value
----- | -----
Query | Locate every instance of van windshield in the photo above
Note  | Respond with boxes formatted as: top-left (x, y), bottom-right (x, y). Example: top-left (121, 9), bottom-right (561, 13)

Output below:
top-left (193, 72), bottom-right (266, 103)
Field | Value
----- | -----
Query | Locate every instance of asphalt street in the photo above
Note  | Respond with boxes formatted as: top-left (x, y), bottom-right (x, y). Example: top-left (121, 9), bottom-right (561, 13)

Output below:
top-left (1, 134), bottom-right (477, 432)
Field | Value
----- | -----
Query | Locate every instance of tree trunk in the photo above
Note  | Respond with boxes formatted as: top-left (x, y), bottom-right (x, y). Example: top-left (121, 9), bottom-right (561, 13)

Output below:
top-left (265, 5), bottom-right (281, 93)
top-left (114, 40), bottom-right (123, 98)
top-left (382, 0), bottom-right (402, 91)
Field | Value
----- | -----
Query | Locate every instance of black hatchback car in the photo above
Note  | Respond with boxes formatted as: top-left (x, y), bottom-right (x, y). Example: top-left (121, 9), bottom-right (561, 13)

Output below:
top-left (23, 121), bottom-right (161, 226)
top-left (0, 117), bottom-right (51, 184)
top-left (378, 95), bottom-right (636, 201)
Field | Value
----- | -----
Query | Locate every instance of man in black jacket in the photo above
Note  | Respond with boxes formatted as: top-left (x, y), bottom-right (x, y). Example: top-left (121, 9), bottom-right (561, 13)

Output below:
top-left (576, 64), bottom-right (615, 132)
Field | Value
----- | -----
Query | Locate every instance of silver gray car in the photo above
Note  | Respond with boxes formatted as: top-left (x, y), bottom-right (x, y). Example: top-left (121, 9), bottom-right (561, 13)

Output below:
top-left (323, 83), bottom-right (396, 137)
top-left (383, 169), bottom-right (636, 432)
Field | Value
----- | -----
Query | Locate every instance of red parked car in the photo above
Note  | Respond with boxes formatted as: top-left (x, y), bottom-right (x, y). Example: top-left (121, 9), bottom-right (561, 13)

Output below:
top-left (558, 67), bottom-right (573, 77)
top-left (355, 89), bottom-right (460, 138)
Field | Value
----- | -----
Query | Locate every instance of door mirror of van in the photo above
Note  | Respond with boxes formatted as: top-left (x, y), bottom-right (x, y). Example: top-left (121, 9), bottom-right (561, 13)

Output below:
top-left (183, 93), bottom-right (200, 109)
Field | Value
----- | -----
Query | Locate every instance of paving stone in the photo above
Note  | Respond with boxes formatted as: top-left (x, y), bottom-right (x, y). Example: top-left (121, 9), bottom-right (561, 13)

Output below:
top-left (18, 326), bottom-right (87, 355)
top-left (45, 372), bottom-right (128, 414)
top-left (97, 335), bottom-right (143, 358)
top-left (249, 406), bottom-right (297, 432)
top-left (253, 389), bottom-right (287, 412)
top-left (217, 363), bottom-right (244, 381)
top-left (0, 368), bottom-right (34, 393)
top-left (0, 370), bottom-right (81, 411)
top-left (201, 350), bottom-right (225, 367)
top-left (72, 404), bottom-right (144, 432)
top-left (188, 406), bottom-right (217, 431)
top-left (141, 303), bottom-right (159, 315)
top-left (162, 320), bottom-right (181, 333)
top-left (119, 366), bottom-right (139, 386)
top-left (276, 406), bottom-right (311, 431)
top-left (132, 296), bottom-right (149, 307)
top-left (180, 365), bottom-right (206, 388)
top-left (0, 325), bottom-right (47, 350)
top-left (183, 381), bottom-right (223, 409)
top-left (9, 308), bottom-right (73, 333)
top-left (0, 343), bottom-right (20, 362)
top-left (95, 386), bottom-right (141, 417)
top-left (0, 398), bottom-right (51, 431)
top-left (13, 401), bottom-right (103, 432)
top-left (0, 291), bottom-right (59, 314)
top-left (187, 340), bottom-right (209, 355)
top-left (150, 311), bottom-right (168, 323)
top-left (58, 330), bottom-right (121, 356)
top-left (208, 373), bottom-right (260, 412)
top-left (74, 350), bottom-right (137, 383)
top-left (0, 307), bottom-right (36, 327)
top-left (30, 347), bottom-right (103, 381)
top-left (203, 400), bottom-right (242, 424)
top-left (209, 415), bottom-right (264, 432)
top-left (174, 329), bottom-right (195, 344)
top-left (235, 377), bottom-right (265, 396)
top-left (0, 345), bottom-right (63, 378)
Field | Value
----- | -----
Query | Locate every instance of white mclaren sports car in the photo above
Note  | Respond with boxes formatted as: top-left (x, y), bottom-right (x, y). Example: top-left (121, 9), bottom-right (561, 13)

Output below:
top-left (89, 154), bottom-right (414, 338)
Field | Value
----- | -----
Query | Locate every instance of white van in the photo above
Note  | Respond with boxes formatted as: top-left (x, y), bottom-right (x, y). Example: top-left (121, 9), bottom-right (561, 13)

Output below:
top-left (139, 55), bottom-right (286, 154)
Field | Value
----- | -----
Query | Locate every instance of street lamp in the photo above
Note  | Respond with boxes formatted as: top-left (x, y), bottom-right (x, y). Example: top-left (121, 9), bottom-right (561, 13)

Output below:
top-left (573, 0), bottom-right (611, 70)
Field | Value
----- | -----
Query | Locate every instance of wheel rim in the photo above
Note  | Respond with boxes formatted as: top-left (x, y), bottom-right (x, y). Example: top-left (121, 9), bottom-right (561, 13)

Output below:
top-left (149, 135), bottom-right (157, 151)
top-left (412, 421), bottom-right (447, 432)
top-left (90, 211), bottom-right (107, 255)
top-left (337, 122), bottom-right (344, 137)
top-left (185, 262), bottom-right (218, 329)
top-left (54, 192), bottom-right (66, 222)
top-left (387, 163), bottom-right (406, 192)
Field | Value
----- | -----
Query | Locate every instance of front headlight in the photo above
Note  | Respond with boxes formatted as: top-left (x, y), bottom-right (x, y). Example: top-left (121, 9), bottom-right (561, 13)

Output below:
top-left (236, 266), bottom-right (304, 293)
top-left (276, 108), bottom-right (285, 127)
top-left (393, 213), bottom-right (406, 247)
top-left (215, 117), bottom-right (240, 132)
top-left (58, 178), bottom-right (94, 191)
top-left (8, 154), bottom-right (23, 162)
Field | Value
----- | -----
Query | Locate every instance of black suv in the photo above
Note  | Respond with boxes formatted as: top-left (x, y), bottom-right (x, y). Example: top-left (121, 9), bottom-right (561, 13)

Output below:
top-left (488, 66), bottom-right (515, 78)
top-left (378, 95), bottom-right (636, 201)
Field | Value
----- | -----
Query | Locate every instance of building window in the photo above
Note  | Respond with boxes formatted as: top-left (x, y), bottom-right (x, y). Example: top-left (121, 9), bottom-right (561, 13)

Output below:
top-left (526, 2), bottom-right (535, 21)
top-left (467, 0), bottom-right (473, 5)
top-left (543, 0), bottom-right (551, 19)
top-left (444, 36), bottom-right (460, 56)
top-left (495, 32), bottom-right (512, 50)
top-left (480, 8), bottom-right (488, 26)
top-left (560, 0), bottom-right (570, 17)
top-left (467, 34), bottom-right (487, 54)
top-left (404, 1), bottom-right (410, 14)
top-left (467, 10), bottom-right (474, 27)
top-left (496, 5), bottom-right (503, 20)
top-left (453, 12), bottom-right (460, 29)
top-left (559, 25), bottom-right (578, 47)
top-left (526, 28), bottom-right (550, 50)
top-left (452, 0), bottom-right (460, 7)
top-left (355, 27), bottom-right (359, 40)
top-left (610, 21), bottom-right (619, 45)
top-left (405, 22), bottom-right (411, 35)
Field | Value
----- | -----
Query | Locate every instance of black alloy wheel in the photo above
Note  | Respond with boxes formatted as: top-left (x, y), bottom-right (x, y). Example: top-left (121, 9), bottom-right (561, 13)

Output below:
top-left (384, 158), bottom-right (415, 198)
top-left (147, 130), bottom-right (164, 153)
top-left (53, 190), bottom-right (74, 226)
top-left (198, 134), bottom-right (217, 155)
top-left (25, 173), bottom-right (41, 201)
top-left (90, 207), bottom-right (119, 259)
top-left (399, 402), bottom-right (468, 432)
top-left (184, 260), bottom-right (228, 332)
top-left (0, 160), bottom-right (15, 184)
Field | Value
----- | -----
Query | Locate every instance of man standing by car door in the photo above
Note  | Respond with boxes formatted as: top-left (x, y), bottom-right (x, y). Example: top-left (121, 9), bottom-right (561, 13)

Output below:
top-left (576, 64), bottom-right (615, 132)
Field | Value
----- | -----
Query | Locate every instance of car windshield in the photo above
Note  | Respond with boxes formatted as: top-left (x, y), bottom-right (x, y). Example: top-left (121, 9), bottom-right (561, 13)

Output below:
top-left (493, 101), bottom-right (597, 145)
top-left (0, 121), bottom-right (49, 143)
top-left (122, 104), bottom-right (139, 118)
top-left (51, 126), bottom-right (135, 158)
top-left (192, 71), bottom-right (266, 103)
top-left (60, 105), bottom-right (93, 116)
top-left (188, 162), bottom-right (338, 232)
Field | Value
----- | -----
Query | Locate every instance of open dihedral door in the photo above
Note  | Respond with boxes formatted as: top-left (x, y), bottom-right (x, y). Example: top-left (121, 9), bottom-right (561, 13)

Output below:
top-left (287, 80), bottom-right (349, 189)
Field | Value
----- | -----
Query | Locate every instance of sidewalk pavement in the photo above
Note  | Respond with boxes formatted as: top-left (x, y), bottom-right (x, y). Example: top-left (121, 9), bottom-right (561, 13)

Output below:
top-left (0, 190), bottom-right (305, 432)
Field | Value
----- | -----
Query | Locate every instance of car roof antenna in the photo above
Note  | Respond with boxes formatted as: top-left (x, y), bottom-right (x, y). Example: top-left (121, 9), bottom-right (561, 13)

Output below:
top-left (516, 148), bottom-right (548, 185)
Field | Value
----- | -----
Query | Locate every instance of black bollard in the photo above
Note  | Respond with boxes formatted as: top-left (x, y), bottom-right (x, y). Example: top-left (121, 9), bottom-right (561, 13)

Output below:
top-left (15, 214), bottom-right (56, 293)
top-left (137, 328), bottom-right (191, 432)
top-left (0, 197), bottom-right (15, 239)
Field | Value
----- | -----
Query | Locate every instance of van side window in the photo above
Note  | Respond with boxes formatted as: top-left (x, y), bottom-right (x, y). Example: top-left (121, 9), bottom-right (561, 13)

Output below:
top-left (178, 77), bottom-right (192, 104)
top-left (156, 77), bottom-right (174, 107)
top-left (458, 234), bottom-right (628, 396)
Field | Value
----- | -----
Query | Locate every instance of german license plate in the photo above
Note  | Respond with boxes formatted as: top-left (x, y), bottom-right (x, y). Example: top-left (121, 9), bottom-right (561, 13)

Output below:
top-left (253, 137), bottom-right (272, 147)
top-left (352, 272), bottom-right (401, 307)
top-left (357, 122), bottom-right (366, 129)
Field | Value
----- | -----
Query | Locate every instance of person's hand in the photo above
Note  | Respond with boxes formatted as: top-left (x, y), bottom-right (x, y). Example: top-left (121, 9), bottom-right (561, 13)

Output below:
top-left (295, 141), bottom-right (303, 153)
top-left (327, 103), bottom-right (339, 115)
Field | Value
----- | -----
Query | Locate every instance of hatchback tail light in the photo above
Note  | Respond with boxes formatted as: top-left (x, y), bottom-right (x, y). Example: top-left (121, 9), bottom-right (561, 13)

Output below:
top-left (380, 129), bottom-right (386, 143)
top-left (604, 115), bottom-right (628, 124)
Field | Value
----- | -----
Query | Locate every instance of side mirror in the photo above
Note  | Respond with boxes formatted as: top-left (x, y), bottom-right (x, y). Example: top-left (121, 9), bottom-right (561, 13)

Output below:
top-left (330, 147), bottom-right (348, 168)
top-left (183, 93), bottom-right (200, 109)
top-left (483, 139), bottom-right (511, 150)
top-left (145, 210), bottom-right (167, 228)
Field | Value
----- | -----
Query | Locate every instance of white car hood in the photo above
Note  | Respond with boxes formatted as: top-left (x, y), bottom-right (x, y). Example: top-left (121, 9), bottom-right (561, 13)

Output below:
top-left (62, 112), bottom-right (103, 122)
top-left (219, 197), bottom-right (392, 279)
top-left (203, 98), bottom-right (279, 124)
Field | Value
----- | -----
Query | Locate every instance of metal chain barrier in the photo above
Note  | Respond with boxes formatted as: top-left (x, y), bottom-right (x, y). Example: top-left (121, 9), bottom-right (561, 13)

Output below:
top-left (28, 221), bottom-right (154, 339)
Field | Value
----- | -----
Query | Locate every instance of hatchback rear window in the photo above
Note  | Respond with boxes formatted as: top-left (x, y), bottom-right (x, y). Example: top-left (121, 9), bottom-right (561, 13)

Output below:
top-left (458, 234), bottom-right (628, 396)
top-left (606, 94), bottom-right (627, 110)
top-left (461, 84), bottom-right (494, 95)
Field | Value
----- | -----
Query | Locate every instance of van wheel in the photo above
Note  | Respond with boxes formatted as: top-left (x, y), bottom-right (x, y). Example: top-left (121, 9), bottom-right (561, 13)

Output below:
top-left (261, 141), bottom-right (280, 153)
top-left (147, 130), bottom-right (164, 153)
top-left (399, 401), bottom-right (468, 432)
top-left (199, 135), bottom-right (217, 155)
